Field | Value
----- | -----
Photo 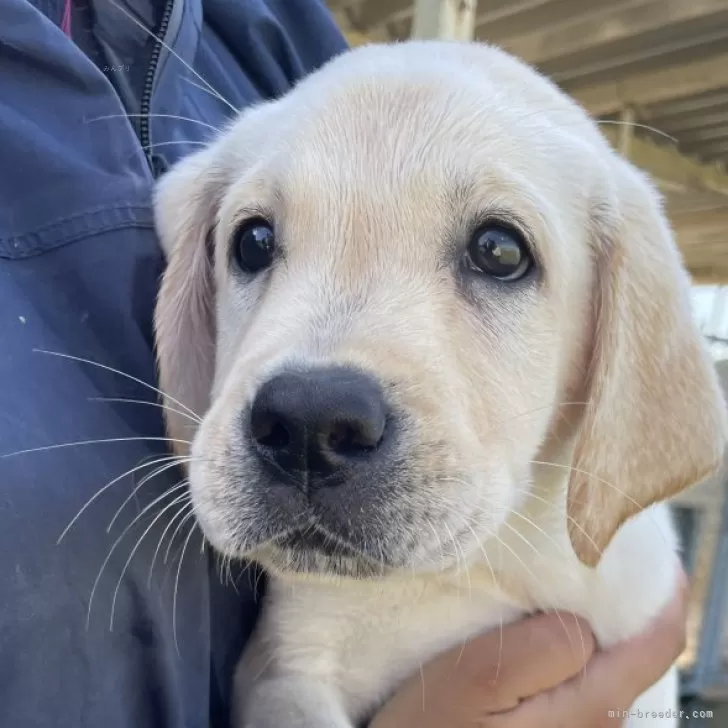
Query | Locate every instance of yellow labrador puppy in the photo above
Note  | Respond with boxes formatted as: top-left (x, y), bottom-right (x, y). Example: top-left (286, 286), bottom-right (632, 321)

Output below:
top-left (153, 41), bottom-right (727, 727)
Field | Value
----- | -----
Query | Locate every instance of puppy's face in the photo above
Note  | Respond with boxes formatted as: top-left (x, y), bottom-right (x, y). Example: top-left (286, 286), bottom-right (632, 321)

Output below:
top-left (155, 43), bottom-right (727, 579)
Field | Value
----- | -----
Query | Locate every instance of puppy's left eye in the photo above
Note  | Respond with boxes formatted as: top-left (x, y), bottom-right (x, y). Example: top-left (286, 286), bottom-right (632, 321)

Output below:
top-left (466, 225), bottom-right (532, 281)
top-left (232, 218), bottom-right (276, 274)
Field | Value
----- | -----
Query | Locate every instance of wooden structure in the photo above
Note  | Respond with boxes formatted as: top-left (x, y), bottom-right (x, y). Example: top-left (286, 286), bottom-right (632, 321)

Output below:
top-left (327, 0), bottom-right (728, 281)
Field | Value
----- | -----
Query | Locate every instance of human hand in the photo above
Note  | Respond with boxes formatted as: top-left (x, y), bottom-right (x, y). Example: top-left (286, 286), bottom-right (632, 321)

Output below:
top-left (370, 570), bottom-right (688, 727)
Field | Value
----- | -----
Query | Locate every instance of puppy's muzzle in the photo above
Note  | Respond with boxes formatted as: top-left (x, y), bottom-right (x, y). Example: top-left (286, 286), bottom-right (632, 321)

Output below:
top-left (248, 366), bottom-right (392, 487)
top-left (240, 366), bottom-right (409, 569)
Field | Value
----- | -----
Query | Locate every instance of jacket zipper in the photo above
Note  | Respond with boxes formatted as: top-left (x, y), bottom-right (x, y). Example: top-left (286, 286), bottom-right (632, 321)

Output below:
top-left (139, 0), bottom-right (175, 175)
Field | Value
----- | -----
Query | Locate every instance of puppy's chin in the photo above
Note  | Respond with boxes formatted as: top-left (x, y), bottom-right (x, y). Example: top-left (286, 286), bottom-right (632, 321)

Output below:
top-left (250, 522), bottom-right (484, 581)
top-left (258, 550), bottom-right (387, 581)
top-left (254, 541), bottom-right (392, 581)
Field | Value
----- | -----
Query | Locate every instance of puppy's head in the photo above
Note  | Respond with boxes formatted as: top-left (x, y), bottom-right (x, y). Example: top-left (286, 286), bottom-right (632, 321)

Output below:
top-left (154, 42), bottom-right (727, 579)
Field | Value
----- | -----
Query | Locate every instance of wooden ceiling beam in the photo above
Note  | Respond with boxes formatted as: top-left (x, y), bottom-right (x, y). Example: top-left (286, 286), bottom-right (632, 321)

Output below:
top-left (682, 141), bottom-right (728, 159)
top-left (672, 209), bottom-right (728, 236)
top-left (355, 0), bottom-right (411, 29)
top-left (502, 0), bottom-right (728, 67)
top-left (658, 110), bottom-right (728, 134)
top-left (569, 52), bottom-right (728, 118)
top-left (601, 127), bottom-right (728, 198)
top-left (689, 268), bottom-right (728, 284)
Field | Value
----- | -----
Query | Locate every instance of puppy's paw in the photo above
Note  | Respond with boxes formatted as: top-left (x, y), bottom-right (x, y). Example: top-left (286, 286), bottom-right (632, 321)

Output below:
top-left (238, 676), bottom-right (354, 728)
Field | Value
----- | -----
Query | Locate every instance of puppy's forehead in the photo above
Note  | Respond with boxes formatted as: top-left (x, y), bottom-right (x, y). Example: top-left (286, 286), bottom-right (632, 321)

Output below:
top-left (248, 51), bottom-right (601, 225)
top-left (217, 43), bottom-right (607, 278)
top-left (283, 79), bottom-right (561, 191)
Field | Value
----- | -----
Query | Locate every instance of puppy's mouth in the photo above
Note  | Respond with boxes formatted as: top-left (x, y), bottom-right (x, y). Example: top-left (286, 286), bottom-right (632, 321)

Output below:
top-left (272, 524), bottom-right (361, 559)
top-left (256, 522), bottom-right (389, 579)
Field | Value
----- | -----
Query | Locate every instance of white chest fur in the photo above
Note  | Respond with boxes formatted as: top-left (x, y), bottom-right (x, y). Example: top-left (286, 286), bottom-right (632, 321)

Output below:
top-left (252, 576), bottom-right (526, 721)
top-left (235, 502), bottom-right (682, 727)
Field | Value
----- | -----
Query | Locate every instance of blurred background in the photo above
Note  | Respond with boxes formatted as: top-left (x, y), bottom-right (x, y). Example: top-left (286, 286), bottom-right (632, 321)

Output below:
top-left (325, 1), bottom-right (728, 722)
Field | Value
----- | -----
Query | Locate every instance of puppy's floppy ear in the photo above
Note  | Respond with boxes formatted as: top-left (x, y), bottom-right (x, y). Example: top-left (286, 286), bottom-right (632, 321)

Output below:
top-left (153, 148), bottom-right (225, 453)
top-left (568, 161), bottom-right (728, 567)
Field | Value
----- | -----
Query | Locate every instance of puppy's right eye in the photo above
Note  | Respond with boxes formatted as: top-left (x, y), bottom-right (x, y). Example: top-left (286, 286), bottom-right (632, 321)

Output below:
top-left (232, 218), bottom-right (276, 274)
top-left (465, 224), bottom-right (532, 282)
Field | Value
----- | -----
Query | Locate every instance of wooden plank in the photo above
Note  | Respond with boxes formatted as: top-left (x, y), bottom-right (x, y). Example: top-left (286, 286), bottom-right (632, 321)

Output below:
top-left (659, 110), bottom-right (728, 134)
top-left (680, 127), bottom-right (728, 145)
top-left (503, 0), bottom-right (728, 67)
top-left (672, 209), bottom-right (728, 235)
top-left (601, 127), bottom-right (728, 198)
top-left (688, 268), bottom-right (728, 284)
top-left (570, 53), bottom-right (728, 118)
top-left (683, 141), bottom-right (728, 159)
top-left (356, 0), bottom-right (412, 29)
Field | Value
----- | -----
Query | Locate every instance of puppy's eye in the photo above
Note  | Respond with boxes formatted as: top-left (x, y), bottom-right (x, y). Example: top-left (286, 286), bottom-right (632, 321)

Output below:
top-left (232, 218), bottom-right (276, 273)
top-left (466, 225), bottom-right (532, 281)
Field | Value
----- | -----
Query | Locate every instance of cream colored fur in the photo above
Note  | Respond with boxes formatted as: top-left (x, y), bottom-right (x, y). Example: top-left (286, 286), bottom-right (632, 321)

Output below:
top-left (153, 41), bottom-right (728, 727)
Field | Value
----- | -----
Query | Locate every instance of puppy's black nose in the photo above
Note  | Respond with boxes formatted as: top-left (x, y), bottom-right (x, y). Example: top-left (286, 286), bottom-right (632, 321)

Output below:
top-left (249, 367), bottom-right (389, 480)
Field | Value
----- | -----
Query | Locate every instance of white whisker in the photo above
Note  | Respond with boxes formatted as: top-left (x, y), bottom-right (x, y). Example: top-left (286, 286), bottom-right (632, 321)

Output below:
top-left (109, 491), bottom-right (191, 630)
top-left (516, 490), bottom-right (603, 558)
top-left (508, 510), bottom-right (569, 559)
top-left (499, 401), bottom-right (588, 427)
top-left (107, 455), bottom-right (191, 533)
top-left (494, 534), bottom-right (584, 667)
top-left (57, 454), bottom-right (186, 544)
top-left (141, 140), bottom-right (209, 152)
top-left (424, 519), bottom-right (446, 563)
top-left (3, 436), bottom-right (190, 461)
top-left (86, 482), bottom-right (189, 628)
top-left (444, 522), bottom-right (472, 600)
top-left (85, 113), bottom-right (221, 133)
top-left (530, 459), bottom-right (643, 508)
top-left (164, 508), bottom-right (197, 564)
top-left (181, 76), bottom-right (239, 113)
top-left (501, 519), bottom-right (547, 561)
top-left (453, 516), bottom-right (503, 677)
top-left (595, 119), bottom-right (677, 143)
top-left (108, 0), bottom-right (238, 114)
top-left (173, 520), bottom-right (200, 655)
top-left (89, 396), bottom-right (202, 426)
top-left (148, 498), bottom-right (192, 587)
top-left (33, 349), bottom-right (200, 421)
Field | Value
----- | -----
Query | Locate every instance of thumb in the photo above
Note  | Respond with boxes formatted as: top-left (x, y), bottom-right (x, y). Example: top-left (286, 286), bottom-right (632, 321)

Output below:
top-left (499, 569), bottom-right (689, 727)
top-left (370, 611), bottom-right (595, 728)
top-left (452, 611), bottom-right (596, 711)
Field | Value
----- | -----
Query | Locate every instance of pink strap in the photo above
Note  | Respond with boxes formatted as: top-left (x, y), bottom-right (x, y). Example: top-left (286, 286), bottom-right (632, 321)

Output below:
top-left (60, 0), bottom-right (72, 37)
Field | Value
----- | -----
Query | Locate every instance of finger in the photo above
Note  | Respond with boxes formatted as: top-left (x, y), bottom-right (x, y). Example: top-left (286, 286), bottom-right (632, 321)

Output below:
top-left (498, 572), bottom-right (689, 727)
top-left (434, 611), bottom-right (596, 710)
top-left (369, 611), bottom-right (596, 728)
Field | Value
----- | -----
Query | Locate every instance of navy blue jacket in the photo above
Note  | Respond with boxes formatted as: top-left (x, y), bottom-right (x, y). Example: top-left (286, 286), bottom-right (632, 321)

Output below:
top-left (1, 0), bottom-right (347, 255)
top-left (0, 2), bottom-right (347, 727)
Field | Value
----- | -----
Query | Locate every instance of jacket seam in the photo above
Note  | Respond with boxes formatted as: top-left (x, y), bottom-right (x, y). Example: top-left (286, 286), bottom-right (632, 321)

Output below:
top-left (0, 204), bottom-right (155, 259)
